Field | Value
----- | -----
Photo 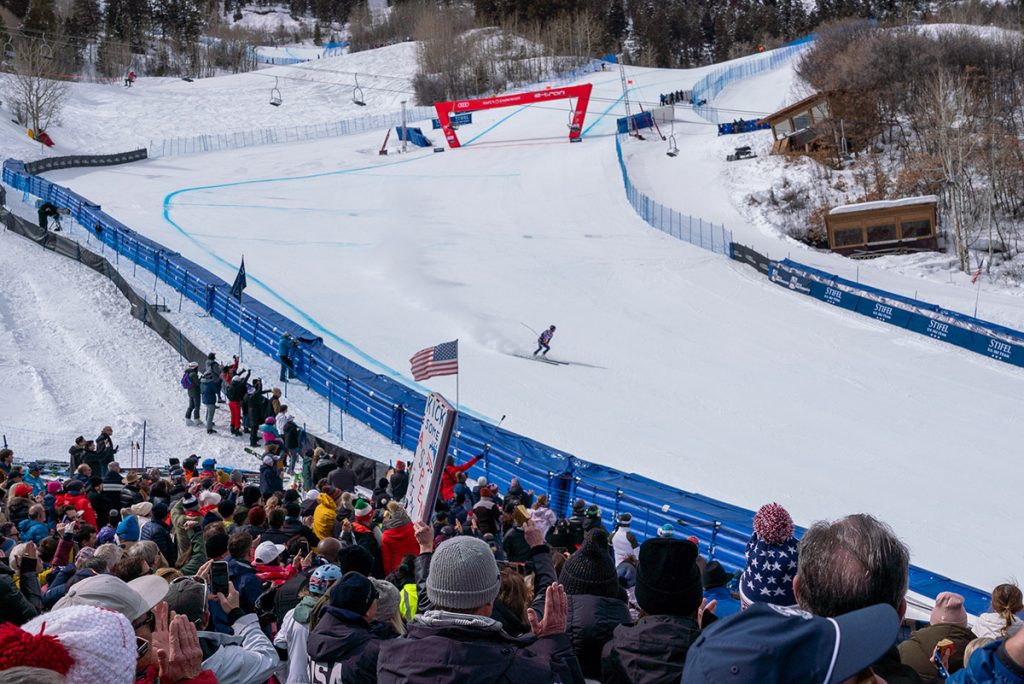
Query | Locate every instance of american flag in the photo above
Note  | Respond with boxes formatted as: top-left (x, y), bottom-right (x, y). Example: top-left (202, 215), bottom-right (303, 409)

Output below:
top-left (410, 340), bottom-right (459, 381)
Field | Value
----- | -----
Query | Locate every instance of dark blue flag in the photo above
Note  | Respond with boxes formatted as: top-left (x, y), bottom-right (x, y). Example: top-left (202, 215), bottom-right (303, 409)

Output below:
top-left (230, 258), bottom-right (246, 302)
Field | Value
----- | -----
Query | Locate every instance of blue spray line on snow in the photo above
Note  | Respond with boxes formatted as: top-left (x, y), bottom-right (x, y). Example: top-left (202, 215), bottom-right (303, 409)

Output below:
top-left (160, 154), bottom-right (490, 422)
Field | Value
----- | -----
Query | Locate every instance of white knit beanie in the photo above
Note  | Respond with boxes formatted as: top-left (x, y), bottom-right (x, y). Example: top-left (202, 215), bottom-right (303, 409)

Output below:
top-left (426, 535), bottom-right (500, 610)
top-left (22, 605), bottom-right (136, 684)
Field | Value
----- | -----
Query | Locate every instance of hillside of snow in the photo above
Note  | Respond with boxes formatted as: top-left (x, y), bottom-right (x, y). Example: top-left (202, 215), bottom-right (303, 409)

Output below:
top-left (13, 43), bottom-right (1019, 591)
top-left (0, 41), bottom-right (420, 160)
top-left (2, 39), bottom-right (1021, 591)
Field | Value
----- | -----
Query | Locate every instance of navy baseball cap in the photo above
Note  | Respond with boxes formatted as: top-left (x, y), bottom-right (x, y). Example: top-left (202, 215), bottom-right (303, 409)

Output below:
top-left (682, 602), bottom-right (899, 683)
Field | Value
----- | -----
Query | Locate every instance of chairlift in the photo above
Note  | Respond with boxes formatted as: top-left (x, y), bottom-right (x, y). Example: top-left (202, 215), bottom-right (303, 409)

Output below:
top-left (269, 77), bottom-right (282, 107)
top-left (2, 39), bottom-right (14, 64)
top-left (352, 73), bottom-right (366, 106)
top-left (39, 38), bottom-right (53, 61)
top-left (666, 134), bottom-right (679, 157)
top-left (567, 103), bottom-right (580, 133)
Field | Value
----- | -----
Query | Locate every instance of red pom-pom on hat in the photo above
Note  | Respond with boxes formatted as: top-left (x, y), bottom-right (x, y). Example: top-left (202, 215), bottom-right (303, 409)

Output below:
top-left (0, 622), bottom-right (75, 674)
top-left (753, 502), bottom-right (794, 545)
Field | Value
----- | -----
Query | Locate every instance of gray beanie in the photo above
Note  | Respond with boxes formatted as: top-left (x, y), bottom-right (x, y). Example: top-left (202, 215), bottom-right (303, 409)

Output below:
top-left (426, 536), bottom-right (500, 610)
top-left (371, 578), bottom-right (401, 621)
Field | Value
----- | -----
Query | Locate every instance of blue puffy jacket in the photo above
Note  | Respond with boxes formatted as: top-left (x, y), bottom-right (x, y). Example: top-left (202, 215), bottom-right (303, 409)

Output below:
top-left (200, 371), bottom-right (219, 405)
top-left (228, 557), bottom-right (264, 614)
top-left (949, 641), bottom-right (1024, 683)
top-left (277, 335), bottom-right (291, 358)
top-left (18, 518), bottom-right (49, 545)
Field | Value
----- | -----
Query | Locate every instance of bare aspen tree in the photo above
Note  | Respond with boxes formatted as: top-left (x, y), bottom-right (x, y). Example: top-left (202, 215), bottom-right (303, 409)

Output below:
top-left (916, 69), bottom-right (979, 272)
top-left (4, 38), bottom-right (70, 134)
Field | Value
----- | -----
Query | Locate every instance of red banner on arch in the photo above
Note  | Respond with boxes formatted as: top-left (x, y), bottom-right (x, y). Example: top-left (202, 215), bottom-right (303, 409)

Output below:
top-left (433, 83), bottom-right (594, 148)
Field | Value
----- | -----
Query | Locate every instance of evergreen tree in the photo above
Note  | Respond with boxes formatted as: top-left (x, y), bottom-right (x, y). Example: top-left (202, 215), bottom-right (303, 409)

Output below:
top-left (313, 20), bottom-right (322, 45)
top-left (604, 0), bottom-right (626, 50)
top-left (22, 0), bottom-right (58, 36)
top-left (65, 0), bottom-right (103, 41)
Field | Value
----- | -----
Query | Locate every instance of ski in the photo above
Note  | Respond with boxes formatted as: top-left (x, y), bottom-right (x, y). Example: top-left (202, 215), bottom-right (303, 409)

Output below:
top-left (511, 353), bottom-right (568, 365)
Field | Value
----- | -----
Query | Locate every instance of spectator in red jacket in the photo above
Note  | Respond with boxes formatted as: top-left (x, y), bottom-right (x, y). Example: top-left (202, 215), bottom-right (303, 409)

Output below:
top-left (381, 502), bottom-right (419, 576)
top-left (54, 480), bottom-right (97, 528)
top-left (440, 455), bottom-right (481, 503)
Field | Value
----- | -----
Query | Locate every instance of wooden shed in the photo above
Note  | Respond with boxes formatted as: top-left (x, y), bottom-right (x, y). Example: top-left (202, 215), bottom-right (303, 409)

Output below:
top-left (758, 93), bottom-right (832, 155)
top-left (825, 196), bottom-right (939, 256)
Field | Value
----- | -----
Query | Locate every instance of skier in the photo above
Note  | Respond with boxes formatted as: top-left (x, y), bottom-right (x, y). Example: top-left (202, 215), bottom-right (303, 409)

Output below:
top-left (125, 70), bottom-right (136, 87)
top-left (533, 325), bottom-right (556, 356)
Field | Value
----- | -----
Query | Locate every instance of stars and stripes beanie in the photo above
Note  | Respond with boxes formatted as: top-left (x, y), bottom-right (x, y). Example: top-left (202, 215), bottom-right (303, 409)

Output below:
top-left (739, 502), bottom-right (799, 608)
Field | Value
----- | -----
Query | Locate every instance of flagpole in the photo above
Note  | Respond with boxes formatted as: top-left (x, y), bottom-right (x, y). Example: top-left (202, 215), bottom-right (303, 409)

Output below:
top-left (237, 255), bottom-right (245, 362)
top-left (973, 259), bottom-right (983, 318)
top-left (455, 338), bottom-right (460, 457)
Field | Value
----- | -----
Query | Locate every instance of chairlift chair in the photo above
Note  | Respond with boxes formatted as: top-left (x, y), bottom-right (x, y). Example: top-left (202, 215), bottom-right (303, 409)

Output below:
top-left (269, 77), bottom-right (282, 106)
top-left (39, 38), bottom-right (53, 61)
top-left (2, 40), bottom-right (14, 64)
top-left (666, 134), bottom-right (679, 157)
top-left (567, 103), bottom-right (580, 133)
top-left (352, 73), bottom-right (366, 106)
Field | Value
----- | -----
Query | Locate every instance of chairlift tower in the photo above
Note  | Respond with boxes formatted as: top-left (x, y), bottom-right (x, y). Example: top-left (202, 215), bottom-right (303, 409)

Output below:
top-left (618, 57), bottom-right (632, 128)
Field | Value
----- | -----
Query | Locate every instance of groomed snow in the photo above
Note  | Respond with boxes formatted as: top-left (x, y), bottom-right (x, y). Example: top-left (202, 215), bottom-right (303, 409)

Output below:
top-left (25, 44), bottom-right (1022, 592)
top-left (0, 213), bottom-right (408, 472)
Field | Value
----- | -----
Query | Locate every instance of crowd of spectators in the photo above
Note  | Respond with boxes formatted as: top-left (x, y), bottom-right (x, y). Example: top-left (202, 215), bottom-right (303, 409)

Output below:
top-left (0, 443), bottom-right (1021, 684)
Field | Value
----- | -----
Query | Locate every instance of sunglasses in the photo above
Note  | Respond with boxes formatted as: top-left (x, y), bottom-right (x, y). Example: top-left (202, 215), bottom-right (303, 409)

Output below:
top-left (132, 609), bottom-right (156, 632)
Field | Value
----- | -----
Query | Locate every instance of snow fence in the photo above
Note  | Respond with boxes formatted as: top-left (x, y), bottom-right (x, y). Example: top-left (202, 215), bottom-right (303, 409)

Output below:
top-left (691, 37), bottom-right (814, 125)
top-left (614, 134), bottom-right (732, 255)
top-left (148, 107), bottom-right (436, 158)
top-left (2, 158), bottom-right (990, 615)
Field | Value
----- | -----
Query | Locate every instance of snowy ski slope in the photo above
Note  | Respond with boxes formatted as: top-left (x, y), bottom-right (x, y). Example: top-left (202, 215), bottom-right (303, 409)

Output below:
top-left (25, 46), bottom-right (1024, 590)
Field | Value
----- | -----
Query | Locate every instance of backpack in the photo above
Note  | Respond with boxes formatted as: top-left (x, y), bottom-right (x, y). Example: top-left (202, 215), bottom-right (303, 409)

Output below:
top-left (181, 371), bottom-right (193, 390)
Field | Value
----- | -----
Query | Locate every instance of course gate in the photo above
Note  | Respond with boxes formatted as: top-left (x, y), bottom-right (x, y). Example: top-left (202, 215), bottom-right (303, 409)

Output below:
top-left (434, 83), bottom-right (594, 148)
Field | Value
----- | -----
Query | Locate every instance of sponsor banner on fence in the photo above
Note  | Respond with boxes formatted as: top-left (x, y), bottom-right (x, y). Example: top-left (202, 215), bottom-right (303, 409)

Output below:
top-left (405, 392), bottom-right (456, 523)
top-left (770, 259), bottom-right (1024, 369)
top-left (24, 149), bottom-right (148, 175)
top-left (432, 113), bottom-right (473, 129)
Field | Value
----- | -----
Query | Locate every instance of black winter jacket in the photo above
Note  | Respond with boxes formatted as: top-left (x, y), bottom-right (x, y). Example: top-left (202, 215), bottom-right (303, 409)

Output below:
top-left (225, 370), bottom-right (251, 402)
top-left (259, 463), bottom-right (284, 497)
top-left (601, 614), bottom-right (702, 684)
top-left (377, 617), bottom-right (584, 684)
top-left (531, 590), bottom-right (631, 680)
top-left (389, 471), bottom-right (409, 501)
top-left (307, 608), bottom-right (381, 684)
top-left (0, 558), bottom-right (41, 625)
top-left (141, 519), bottom-right (177, 567)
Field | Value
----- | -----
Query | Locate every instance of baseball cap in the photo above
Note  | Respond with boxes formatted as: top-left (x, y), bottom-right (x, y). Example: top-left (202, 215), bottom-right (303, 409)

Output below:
top-left (682, 603), bottom-right (899, 684)
top-left (55, 574), bottom-right (169, 623)
top-left (164, 577), bottom-right (209, 627)
top-left (254, 540), bottom-right (287, 564)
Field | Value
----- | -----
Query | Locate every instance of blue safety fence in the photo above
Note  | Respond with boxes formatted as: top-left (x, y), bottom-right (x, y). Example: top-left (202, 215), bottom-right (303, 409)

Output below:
top-left (147, 107), bottom-right (436, 158)
top-left (396, 127), bottom-right (431, 147)
top-left (717, 120), bottom-right (771, 136)
top-left (3, 158), bottom-right (990, 616)
top-left (770, 259), bottom-right (1024, 369)
top-left (691, 41), bottom-right (813, 124)
top-left (616, 111), bottom-right (653, 135)
top-left (614, 135), bottom-right (732, 255)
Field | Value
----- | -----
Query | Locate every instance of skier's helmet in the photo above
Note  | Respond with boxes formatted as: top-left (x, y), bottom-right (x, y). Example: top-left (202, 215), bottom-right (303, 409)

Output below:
top-left (550, 325), bottom-right (556, 331)
top-left (309, 564), bottom-right (342, 596)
